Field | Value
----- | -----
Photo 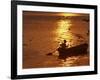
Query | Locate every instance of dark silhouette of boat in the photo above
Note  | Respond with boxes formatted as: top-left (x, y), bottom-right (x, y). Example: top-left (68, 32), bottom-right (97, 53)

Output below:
top-left (57, 43), bottom-right (88, 60)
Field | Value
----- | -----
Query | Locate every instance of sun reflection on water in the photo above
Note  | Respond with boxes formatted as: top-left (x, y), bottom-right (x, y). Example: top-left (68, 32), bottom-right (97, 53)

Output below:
top-left (59, 55), bottom-right (89, 67)
top-left (54, 19), bottom-right (89, 67)
top-left (55, 19), bottom-right (74, 47)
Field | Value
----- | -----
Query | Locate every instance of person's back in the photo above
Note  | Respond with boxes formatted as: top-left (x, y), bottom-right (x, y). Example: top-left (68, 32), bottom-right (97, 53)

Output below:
top-left (57, 40), bottom-right (68, 53)
top-left (60, 43), bottom-right (66, 49)
top-left (57, 40), bottom-right (68, 60)
top-left (61, 40), bottom-right (68, 49)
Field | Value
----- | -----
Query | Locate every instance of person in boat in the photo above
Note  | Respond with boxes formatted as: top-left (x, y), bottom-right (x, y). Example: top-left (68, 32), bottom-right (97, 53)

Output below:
top-left (57, 40), bottom-right (69, 60)
top-left (58, 40), bottom-right (68, 53)
top-left (59, 40), bottom-right (68, 49)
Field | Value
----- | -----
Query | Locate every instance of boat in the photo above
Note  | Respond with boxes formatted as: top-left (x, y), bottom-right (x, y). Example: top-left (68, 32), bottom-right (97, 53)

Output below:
top-left (57, 43), bottom-right (88, 60)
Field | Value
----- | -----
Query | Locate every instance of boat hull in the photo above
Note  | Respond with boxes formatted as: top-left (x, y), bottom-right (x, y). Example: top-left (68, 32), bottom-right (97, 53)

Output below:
top-left (58, 43), bottom-right (88, 60)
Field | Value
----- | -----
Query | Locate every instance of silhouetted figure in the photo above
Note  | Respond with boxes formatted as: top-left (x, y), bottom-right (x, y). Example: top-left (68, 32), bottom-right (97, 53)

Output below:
top-left (60, 40), bottom-right (68, 49)
top-left (57, 40), bottom-right (68, 61)
top-left (57, 40), bottom-right (68, 54)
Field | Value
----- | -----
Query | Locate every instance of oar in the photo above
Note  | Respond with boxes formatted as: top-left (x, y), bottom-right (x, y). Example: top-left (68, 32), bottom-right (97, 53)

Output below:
top-left (46, 50), bottom-right (57, 56)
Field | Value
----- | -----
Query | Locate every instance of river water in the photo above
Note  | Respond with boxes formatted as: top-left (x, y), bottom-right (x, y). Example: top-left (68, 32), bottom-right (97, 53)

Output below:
top-left (23, 11), bottom-right (89, 68)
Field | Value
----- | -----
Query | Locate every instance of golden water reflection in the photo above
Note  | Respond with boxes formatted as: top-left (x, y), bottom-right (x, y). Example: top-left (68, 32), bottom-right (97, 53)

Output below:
top-left (58, 55), bottom-right (89, 67)
top-left (53, 19), bottom-right (89, 67)
top-left (55, 19), bottom-right (74, 47)
top-left (23, 11), bottom-right (89, 68)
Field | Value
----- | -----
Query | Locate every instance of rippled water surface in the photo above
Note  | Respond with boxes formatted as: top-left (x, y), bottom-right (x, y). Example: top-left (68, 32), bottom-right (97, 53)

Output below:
top-left (23, 11), bottom-right (89, 68)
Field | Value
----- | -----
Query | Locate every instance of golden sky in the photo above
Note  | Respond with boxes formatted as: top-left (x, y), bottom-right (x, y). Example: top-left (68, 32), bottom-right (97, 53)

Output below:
top-left (23, 11), bottom-right (88, 17)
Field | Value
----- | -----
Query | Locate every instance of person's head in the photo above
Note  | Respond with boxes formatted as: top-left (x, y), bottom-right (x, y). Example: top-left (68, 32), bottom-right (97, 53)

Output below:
top-left (64, 40), bottom-right (66, 43)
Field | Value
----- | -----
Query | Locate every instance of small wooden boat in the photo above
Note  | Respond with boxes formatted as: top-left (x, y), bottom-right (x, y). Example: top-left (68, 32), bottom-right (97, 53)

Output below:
top-left (57, 43), bottom-right (88, 60)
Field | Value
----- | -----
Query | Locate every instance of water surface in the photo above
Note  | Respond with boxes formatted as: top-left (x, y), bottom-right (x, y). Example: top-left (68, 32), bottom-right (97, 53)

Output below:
top-left (23, 11), bottom-right (89, 68)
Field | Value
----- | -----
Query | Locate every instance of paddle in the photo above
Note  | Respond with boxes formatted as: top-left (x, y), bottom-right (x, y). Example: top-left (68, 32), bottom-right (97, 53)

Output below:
top-left (46, 40), bottom-right (70, 56)
top-left (46, 50), bottom-right (57, 56)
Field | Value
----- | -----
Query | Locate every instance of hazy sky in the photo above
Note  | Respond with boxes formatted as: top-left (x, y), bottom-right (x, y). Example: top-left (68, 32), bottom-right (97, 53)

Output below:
top-left (23, 11), bottom-right (89, 17)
